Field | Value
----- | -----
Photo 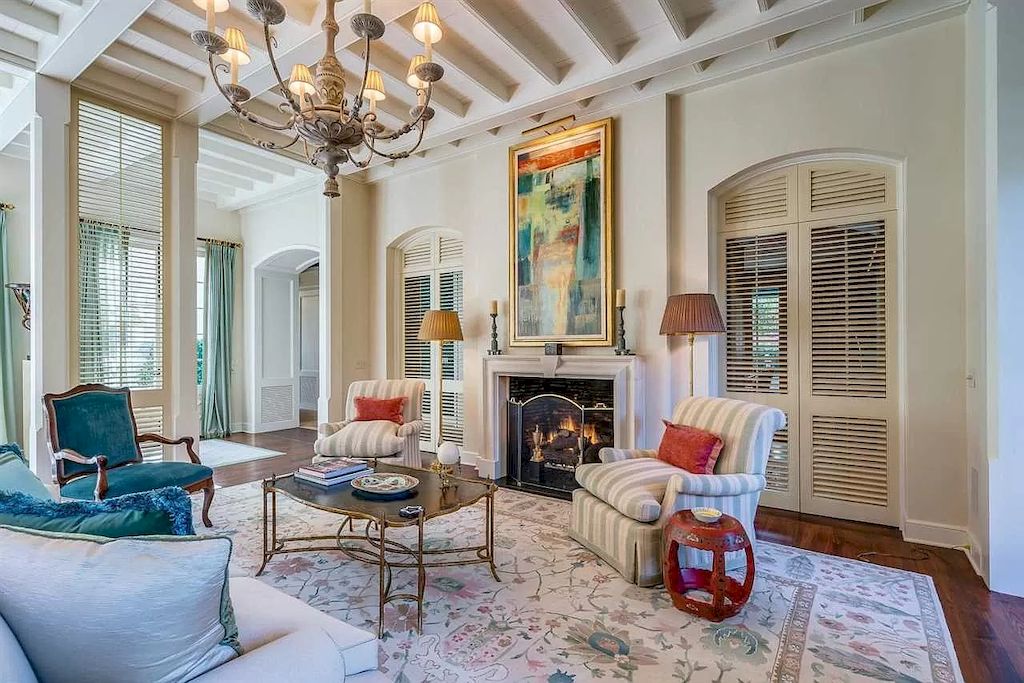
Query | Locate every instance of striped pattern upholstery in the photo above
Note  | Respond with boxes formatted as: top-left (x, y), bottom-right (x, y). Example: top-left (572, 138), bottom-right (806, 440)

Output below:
top-left (568, 397), bottom-right (786, 585)
top-left (575, 459), bottom-right (681, 523)
top-left (569, 489), bottom-right (664, 586)
top-left (316, 420), bottom-right (404, 459)
top-left (671, 397), bottom-right (785, 474)
top-left (315, 379), bottom-right (427, 467)
top-left (345, 380), bottom-right (425, 424)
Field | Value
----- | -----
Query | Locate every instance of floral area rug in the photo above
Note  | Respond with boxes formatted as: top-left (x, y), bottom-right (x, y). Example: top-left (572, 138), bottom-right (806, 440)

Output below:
top-left (198, 482), bottom-right (963, 683)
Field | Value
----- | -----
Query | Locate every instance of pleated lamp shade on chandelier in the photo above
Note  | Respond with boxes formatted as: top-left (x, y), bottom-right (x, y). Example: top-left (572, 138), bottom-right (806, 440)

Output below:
top-left (659, 293), bottom-right (725, 397)
top-left (418, 310), bottom-right (463, 457)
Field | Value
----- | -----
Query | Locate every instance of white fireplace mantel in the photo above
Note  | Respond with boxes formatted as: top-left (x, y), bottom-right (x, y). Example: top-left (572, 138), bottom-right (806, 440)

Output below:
top-left (478, 355), bottom-right (644, 479)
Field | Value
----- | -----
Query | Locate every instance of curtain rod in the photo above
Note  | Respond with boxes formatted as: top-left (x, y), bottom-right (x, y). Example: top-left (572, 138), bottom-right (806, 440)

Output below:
top-left (197, 236), bottom-right (242, 248)
top-left (0, 203), bottom-right (14, 210)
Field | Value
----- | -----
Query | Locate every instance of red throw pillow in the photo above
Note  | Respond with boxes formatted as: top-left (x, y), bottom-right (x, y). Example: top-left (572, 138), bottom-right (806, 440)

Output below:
top-left (657, 419), bottom-right (724, 474)
top-left (353, 396), bottom-right (406, 425)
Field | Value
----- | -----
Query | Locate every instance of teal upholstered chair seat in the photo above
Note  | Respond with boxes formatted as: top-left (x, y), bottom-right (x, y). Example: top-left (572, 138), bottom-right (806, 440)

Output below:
top-left (44, 384), bottom-right (216, 527)
top-left (60, 462), bottom-right (214, 500)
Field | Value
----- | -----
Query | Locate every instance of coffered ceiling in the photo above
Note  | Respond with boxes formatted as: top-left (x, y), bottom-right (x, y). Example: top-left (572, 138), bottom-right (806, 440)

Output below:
top-left (0, 0), bottom-right (968, 205)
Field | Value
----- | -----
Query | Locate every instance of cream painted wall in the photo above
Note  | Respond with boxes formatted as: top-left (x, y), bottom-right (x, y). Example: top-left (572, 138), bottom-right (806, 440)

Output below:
top-left (0, 154), bottom-right (31, 443)
top-left (197, 199), bottom-right (242, 243)
top-left (370, 17), bottom-right (970, 537)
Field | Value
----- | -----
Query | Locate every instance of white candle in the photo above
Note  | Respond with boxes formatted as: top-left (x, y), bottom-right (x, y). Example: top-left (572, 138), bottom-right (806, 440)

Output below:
top-left (616, 288), bottom-right (626, 308)
top-left (230, 60), bottom-right (239, 86)
top-left (206, 0), bottom-right (215, 32)
top-left (425, 35), bottom-right (433, 61)
top-left (363, 0), bottom-right (371, 14)
top-left (489, 300), bottom-right (498, 316)
top-left (368, 98), bottom-right (376, 116)
top-left (418, 89), bottom-right (427, 106)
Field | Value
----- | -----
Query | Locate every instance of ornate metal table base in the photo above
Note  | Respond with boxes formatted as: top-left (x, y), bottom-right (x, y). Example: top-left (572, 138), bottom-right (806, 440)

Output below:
top-left (257, 477), bottom-right (499, 637)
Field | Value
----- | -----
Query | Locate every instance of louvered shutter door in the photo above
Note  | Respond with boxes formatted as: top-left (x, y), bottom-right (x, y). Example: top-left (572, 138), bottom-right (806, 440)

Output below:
top-left (799, 211), bottom-right (897, 526)
top-left (74, 98), bottom-right (169, 458)
top-left (402, 272), bottom-right (433, 446)
top-left (439, 269), bottom-right (464, 446)
top-left (720, 225), bottom-right (800, 511)
top-left (720, 169), bottom-right (798, 231)
top-left (799, 162), bottom-right (896, 222)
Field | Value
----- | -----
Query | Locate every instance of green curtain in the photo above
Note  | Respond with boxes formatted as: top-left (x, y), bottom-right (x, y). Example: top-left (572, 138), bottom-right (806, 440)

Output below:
top-left (201, 242), bottom-right (237, 439)
top-left (78, 220), bottom-right (123, 386)
top-left (0, 209), bottom-right (15, 441)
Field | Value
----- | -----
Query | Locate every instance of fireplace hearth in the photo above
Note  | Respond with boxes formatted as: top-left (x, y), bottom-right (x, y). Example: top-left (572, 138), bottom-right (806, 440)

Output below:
top-left (505, 377), bottom-right (614, 497)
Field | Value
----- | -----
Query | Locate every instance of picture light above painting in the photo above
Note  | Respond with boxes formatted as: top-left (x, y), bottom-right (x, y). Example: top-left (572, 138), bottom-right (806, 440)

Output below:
top-left (508, 118), bottom-right (614, 347)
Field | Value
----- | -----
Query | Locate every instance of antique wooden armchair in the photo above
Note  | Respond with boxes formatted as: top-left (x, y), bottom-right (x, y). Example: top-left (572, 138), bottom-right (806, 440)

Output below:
top-left (43, 384), bottom-right (215, 527)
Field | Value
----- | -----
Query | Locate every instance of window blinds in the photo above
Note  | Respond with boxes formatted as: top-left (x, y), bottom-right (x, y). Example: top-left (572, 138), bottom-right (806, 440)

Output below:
top-left (439, 269), bottom-right (464, 446)
top-left (76, 100), bottom-right (165, 390)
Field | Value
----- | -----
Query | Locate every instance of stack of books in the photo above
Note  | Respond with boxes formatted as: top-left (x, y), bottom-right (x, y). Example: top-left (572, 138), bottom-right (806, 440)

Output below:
top-left (294, 458), bottom-right (371, 487)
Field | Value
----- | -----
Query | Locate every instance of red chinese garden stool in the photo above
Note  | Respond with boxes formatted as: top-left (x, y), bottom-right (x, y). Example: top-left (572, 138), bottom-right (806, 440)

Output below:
top-left (662, 510), bottom-right (755, 622)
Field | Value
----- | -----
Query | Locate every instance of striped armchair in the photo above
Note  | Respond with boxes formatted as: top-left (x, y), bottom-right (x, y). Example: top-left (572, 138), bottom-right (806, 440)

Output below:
top-left (314, 379), bottom-right (426, 468)
top-left (568, 397), bottom-right (786, 586)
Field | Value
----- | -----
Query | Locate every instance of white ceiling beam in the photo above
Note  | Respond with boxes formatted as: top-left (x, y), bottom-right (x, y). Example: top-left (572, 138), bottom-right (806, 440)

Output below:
top-left (103, 42), bottom-right (204, 92)
top-left (197, 177), bottom-right (238, 196)
top-left (198, 190), bottom-right (221, 204)
top-left (0, 80), bottom-right (32, 152)
top-left (36, 0), bottom-right (156, 81)
top-left (166, 0), bottom-right (267, 41)
top-left (655, 0), bottom-right (688, 40)
top-left (198, 152), bottom-right (276, 184)
top-left (556, 0), bottom-right (622, 64)
top-left (199, 166), bottom-right (255, 191)
top-left (757, 0), bottom-right (773, 12)
top-left (394, 13), bottom-right (513, 103)
top-left (128, 15), bottom-right (204, 62)
top-left (0, 27), bottom-right (38, 66)
top-left (183, 0), bottom-right (422, 124)
top-left (347, 44), bottom-right (468, 118)
top-left (458, 0), bottom-right (562, 86)
top-left (0, 0), bottom-right (59, 35)
top-left (362, 0), bottom-right (956, 178)
top-left (0, 72), bottom-right (12, 88)
top-left (77, 63), bottom-right (179, 116)
top-left (199, 130), bottom-right (307, 176)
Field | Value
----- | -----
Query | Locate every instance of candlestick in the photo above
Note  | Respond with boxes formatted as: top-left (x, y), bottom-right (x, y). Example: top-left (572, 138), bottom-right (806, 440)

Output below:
top-left (615, 304), bottom-right (634, 356)
top-left (488, 312), bottom-right (502, 355)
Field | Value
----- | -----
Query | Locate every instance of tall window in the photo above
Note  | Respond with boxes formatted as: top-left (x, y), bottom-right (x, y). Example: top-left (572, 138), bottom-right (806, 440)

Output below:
top-left (196, 246), bottom-right (207, 388)
top-left (399, 232), bottom-right (464, 450)
top-left (74, 96), bottom-right (168, 460)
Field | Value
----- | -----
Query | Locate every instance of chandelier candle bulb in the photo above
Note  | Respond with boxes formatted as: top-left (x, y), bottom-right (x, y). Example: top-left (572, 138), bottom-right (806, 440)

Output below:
top-left (193, 0), bottom-right (228, 33)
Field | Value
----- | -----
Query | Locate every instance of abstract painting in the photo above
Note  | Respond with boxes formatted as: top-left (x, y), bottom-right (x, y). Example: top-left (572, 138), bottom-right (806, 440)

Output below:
top-left (509, 118), bottom-right (613, 346)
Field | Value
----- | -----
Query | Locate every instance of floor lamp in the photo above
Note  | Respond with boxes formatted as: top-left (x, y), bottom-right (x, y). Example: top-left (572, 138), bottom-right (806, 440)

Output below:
top-left (417, 310), bottom-right (464, 478)
top-left (659, 293), bottom-right (726, 397)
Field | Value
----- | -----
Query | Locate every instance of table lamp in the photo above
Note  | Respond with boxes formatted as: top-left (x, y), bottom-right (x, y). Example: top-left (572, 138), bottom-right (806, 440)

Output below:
top-left (418, 309), bottom-right (463, 483)
top-left (659, 293), bottom-right (725, 397)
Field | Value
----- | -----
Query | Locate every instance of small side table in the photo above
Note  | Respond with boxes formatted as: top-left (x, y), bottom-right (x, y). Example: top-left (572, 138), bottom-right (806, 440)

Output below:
top-left (662, 510), bottom-right (755, 622)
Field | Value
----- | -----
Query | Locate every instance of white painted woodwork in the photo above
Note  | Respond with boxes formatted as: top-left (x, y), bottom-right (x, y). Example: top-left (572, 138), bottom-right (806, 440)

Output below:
top-left (253, 270), bottom-right (300, 432)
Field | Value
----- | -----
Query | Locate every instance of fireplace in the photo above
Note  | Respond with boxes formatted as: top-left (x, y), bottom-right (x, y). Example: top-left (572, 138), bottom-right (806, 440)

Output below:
top-left (505, 377), bottom-right (614, 497)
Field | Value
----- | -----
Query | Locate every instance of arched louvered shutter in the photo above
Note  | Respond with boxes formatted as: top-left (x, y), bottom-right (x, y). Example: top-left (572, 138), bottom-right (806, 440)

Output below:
top-left (399, 231), bottom-right (464, 452)
top-left (719, 160), bottom-right (898, 525)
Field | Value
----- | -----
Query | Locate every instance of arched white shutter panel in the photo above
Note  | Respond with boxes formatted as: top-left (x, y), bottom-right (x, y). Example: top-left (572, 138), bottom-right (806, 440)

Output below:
top-left (799, 162), bottom-right (896, 221)
top-left (720, 169), bottom-right (798, 231)
top-left (399, 232), bottom-right (464, 451)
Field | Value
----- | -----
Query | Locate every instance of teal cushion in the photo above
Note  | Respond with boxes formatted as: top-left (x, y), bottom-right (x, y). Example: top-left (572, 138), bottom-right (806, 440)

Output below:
top-left (0, 486), bottom-right (194, 537)
top-left (0, 444), bottom-right (53, 501)
top-left (49, 390), bottom-right (141, 476)
top-left (60, 462), bottom-right (213, 500)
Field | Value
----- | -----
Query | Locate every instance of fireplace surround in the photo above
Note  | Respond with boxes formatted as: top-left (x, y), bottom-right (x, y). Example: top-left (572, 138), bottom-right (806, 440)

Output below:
top-left (480, 355), bottom-right (644, 494)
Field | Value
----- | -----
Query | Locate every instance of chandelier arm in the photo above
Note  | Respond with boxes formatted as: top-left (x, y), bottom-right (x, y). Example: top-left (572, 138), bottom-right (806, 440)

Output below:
top-left (236, 114), bottom-right (302, 151)
top-left (348, 142), bottom-right (375, 169)
top-left (366, 86), bottom-right (433, 142)
top-left (262, 25), bottom-right (302, 114)
top-left (364, 122), bottom-right (427, 160)
top-left (206, 59), bottom-right (296, 132)
top-left (350, 35), bottom-right (372, 122)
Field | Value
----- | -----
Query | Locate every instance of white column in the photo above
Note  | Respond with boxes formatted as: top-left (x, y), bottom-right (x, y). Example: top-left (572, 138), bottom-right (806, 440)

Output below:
top-left (318, 195), bottom-right (345, 423)
top-left (169, 121), bottom-right (200, 449)
top-left (987, 0), bottom-right (1024, 597)
top-left (28, 76), bottom-right (70, 479)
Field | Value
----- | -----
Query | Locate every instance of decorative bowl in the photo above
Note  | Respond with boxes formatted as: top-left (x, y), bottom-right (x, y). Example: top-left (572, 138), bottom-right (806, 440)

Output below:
top-left (693, 507), bottom-right (722, 523)
top-left (351, 472), bottom-right (419, 495)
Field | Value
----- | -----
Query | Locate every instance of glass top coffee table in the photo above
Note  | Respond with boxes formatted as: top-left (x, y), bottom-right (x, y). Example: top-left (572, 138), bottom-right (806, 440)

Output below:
top-left (257, 463), bottom-right (499, 637)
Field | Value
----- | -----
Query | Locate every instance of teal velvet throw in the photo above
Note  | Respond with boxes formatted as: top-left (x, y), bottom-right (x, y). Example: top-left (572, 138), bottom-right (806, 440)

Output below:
top-left (0, 209), bottom-right (16, 442)
top-left (201, 242), bottom-right (237, 439)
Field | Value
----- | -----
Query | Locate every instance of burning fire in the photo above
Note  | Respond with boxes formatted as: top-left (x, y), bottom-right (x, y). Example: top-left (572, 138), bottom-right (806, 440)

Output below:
top-left (534, 415), bottom-right (601, 445)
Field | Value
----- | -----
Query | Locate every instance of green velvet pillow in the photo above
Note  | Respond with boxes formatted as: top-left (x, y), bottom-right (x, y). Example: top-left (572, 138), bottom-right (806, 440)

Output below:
top-left (0, 486), bottom-right (195, 538)
top-left (0, 444), bottom-right (53, 501)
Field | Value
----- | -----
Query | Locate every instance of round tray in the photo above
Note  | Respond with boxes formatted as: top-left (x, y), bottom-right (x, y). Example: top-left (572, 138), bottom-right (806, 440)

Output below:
top-left (351, 472), bottom-right (419, 496)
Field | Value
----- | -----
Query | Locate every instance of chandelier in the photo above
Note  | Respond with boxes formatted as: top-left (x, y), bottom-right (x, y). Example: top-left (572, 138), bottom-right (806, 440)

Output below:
top-left (191, 0), bottom-right (446, 197)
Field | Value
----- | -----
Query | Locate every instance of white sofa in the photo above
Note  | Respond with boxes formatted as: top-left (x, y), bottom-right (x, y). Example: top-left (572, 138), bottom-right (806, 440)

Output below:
top-left (569, 396), bottom-right (786, 586)
top-left (0, 577), bottom-right (387, 682)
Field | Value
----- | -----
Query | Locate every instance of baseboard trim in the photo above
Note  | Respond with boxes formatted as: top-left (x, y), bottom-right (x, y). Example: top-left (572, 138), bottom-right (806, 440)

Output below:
top-left (965, 529), bottom-right (987, 582)
top-left (229, 422), bottom-right (252, 434)
top-left (459, 450), bottom-right (479, 468)
top-left (902, 518), bottom-right (970, 549)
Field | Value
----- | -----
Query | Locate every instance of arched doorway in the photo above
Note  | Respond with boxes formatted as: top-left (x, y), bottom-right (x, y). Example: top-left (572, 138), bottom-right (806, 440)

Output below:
top-left (711, 155), bottom-right (902, 526)
top-left (251, 247), bottom-right (319, 433)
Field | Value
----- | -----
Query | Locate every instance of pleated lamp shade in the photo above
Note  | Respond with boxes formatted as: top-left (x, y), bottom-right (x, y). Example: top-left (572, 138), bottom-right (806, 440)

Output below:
top-left (223, 27), bottom-right (251, 65)
top-left (362, 69), bottom-right (386, 101)
top-left (418, 310), bottom-right (463, 341)
top-left (407, 54), bottom-right (428, 88)
top-left (288, 63), bottom-right (315, 97)
top-left (412, 2), bottom-right (443, 44)
top-left (659, 293), bottom-right (725, 336)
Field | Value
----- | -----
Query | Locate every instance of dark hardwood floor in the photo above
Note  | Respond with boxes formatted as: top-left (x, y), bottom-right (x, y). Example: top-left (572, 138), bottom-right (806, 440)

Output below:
top-left (211, 429), bottom-right (1024, 683)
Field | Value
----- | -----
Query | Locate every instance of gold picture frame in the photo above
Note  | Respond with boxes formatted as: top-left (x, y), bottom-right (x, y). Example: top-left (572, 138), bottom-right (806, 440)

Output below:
top-left (508, 117), bottom-right (614, 347)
